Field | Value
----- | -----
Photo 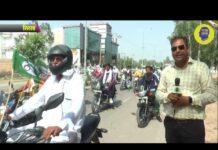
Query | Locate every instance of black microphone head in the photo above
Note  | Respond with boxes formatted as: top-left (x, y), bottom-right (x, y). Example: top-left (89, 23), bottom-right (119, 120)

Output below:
top-left (175, 78), bottom-right (180, 86)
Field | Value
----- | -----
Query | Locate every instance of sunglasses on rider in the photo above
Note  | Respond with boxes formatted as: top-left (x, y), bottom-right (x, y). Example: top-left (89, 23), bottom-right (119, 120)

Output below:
top-left (171, 45), bottom-right (185, 52)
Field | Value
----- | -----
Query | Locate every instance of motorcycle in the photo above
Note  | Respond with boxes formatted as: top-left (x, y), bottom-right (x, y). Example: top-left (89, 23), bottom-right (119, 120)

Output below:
top-left (81, 113), bottom-right (107, 143)
top-left (133, 76), bottom-right (140, 93)
top-left (0, 90), bottom-right (30, 115)
top-left (0, 91), bottom-right (20, 114)
top-left (120, 73), bottom-right (132, 90)
top-left (91, 81), bottom-right (115, 114)
top-left (136, 86), bottom-right (156, 128)
top-left (0, 93), bottom-right (107, 143)
top-left (91, 75), bottom-right (101, 92)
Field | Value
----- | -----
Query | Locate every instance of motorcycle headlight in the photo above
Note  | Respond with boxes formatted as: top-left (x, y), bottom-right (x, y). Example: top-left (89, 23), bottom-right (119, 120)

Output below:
top-left (138, 91), bottom-right (146, 97)
top-left (95, 83), bottom-right (100, 90)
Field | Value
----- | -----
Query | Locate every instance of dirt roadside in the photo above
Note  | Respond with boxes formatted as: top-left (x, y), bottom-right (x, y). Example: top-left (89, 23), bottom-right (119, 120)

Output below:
top-left (205, 101), bottom-right (218, 143)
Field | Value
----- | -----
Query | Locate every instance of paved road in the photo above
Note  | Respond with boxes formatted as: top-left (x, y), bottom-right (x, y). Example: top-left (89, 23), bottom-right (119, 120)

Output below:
top-left (84, 84), bottom-right (165, 143)
top-left (0, 81), bottom-right (26, 92)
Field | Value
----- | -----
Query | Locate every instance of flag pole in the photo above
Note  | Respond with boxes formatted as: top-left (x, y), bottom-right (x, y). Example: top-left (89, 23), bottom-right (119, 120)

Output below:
top-left (0, 68), bottom-right (14, 128)
top-left (15, 83), bottom-right (26, 110)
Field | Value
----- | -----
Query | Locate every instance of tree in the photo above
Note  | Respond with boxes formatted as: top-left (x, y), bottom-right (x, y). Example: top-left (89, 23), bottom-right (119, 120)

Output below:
top-left (15, 21), bottom-right (54, 64)
top-left (163, 56), bottom-right (171, 64)
top-left (169, 21), bottom-right (218, 68)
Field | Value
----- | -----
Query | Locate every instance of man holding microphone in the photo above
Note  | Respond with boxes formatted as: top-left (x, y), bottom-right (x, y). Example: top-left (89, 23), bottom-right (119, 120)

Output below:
top-left (156, 36), bottom-right (217, 143)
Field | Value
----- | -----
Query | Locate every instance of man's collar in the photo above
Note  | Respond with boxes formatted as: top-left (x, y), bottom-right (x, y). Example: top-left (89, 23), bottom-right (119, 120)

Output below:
top-left (173, 57), bottom-right (193, 68)
top-left (187, 57), bottom-right (194, 64)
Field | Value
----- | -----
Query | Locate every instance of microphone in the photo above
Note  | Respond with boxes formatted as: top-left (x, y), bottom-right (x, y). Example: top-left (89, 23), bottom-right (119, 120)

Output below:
top-left (173, 78), bottom-right (182, 95)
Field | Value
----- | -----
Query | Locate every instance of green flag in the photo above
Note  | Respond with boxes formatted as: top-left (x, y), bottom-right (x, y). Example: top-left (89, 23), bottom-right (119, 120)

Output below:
top-left (12, 50), bottom-right (41, 83)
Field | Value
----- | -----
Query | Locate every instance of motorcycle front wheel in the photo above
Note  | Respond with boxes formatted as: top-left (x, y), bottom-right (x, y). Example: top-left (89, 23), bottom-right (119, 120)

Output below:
top-left (120, 81), bottom-right (126, 90)
top-left (91, 96), bottom-right (101, 114)
top-left (136, 105), bottom-right (151, 128)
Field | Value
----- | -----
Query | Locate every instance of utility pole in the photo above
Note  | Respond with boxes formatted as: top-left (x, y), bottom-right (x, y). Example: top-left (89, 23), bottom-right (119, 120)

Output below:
top-left (132, 54), bottom-right (135, 68)
top-left (198, 20), bottom-right (201, 61)
top-left (188, 21), bottom-right (192, 56)
top-left (84, 21), bottom-right (88, 81)
top-left (124, 55), bottom-right (126, 68)
top-left (213, 24), bottom-right (217, 69)
top-left (142, 32), bottom-right (144, 66)
top-left (99, 49), bottom-right (101, 65)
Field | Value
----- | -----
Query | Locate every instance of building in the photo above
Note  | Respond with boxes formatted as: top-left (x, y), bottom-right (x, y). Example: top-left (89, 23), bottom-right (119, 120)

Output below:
top-left (64, 23), bottom-right (102, 67)
top-left (0, 33), bottom-right (22, 72)
top-left (63, 22), bottom-right (119, 67)
top-left (51, 28), bottom-right (64, 46)
top-left (89, 22), bottom-right (119, 64)
top-left (0, 32), bottom-right (21, 59)
top-left (64, 24), bottom-right (84, 67)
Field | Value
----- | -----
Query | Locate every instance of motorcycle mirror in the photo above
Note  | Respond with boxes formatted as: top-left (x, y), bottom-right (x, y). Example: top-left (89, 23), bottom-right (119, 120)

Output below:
top-left (140, 86), bottom-right (144, 91)
top-left (35, 92), bottom-right (64, 120)
top-left (43, 92), bottom-right (64, 111)
top-left (13, 93), bottom-right (64, 127)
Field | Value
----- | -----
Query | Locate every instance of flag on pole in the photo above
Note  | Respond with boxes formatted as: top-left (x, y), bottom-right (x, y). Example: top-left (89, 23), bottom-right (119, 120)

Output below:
top-left (12, 50), bottom-right (41, 83)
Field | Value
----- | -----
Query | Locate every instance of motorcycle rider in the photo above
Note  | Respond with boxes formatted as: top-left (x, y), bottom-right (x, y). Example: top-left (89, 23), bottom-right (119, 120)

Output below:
top-left (121, 66), bottom-right (132, 89)
top-left (132, 68), bottom-right (144, 92)
top-left (126, 66), bottom-right (132, 82)
top-left (98, 64), bottom-right (116, 104)
top-left (137, 66), bottom-right (162, 122)
top-left (112, 65), bottom-right (119, 83)
top-left (7, 44), bottom-right (86, 143)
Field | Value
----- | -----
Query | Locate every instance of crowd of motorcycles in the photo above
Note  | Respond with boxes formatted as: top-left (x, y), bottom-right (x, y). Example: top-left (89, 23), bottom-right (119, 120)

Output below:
top-left (90, 67), bottom-right (160, 129)
top-left (0, 66), bottom-right (160, 143)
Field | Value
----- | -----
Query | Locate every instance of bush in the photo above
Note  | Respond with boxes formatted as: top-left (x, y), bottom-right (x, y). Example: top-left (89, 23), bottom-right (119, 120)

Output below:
top-left (0, 71), bottom-right (11, 78)
top-left (0, 71), bottom-right (26, 80)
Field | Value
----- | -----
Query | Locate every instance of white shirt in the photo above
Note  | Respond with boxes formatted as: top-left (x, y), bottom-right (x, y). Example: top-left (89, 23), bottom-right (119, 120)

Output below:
top-left (9, 68), bottom-right (86, 143)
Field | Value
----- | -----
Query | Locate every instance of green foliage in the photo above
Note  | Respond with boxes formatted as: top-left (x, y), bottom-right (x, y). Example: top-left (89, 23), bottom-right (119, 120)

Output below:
top-left (0, 71), bottom-right (26, 79)
top-left (169, 21), bottom-right (218, 68)
top-left (15, 21), bottom-right (54, 64)
top-left (117, 57), bottom-right (164, 69)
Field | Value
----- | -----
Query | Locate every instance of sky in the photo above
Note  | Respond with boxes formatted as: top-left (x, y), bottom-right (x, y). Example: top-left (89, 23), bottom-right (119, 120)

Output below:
top-left (0, 20), bottom-right (175, 62)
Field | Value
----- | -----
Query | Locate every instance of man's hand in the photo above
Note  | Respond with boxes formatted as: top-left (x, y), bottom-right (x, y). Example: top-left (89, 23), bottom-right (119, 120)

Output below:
top-left (167, 93), bottom-right (180, 104)
top-left (42, 126), bottom-right (62, 141)
top-left (173, 96), bottom-right (190, 107)
top-left (6, 115), bottom-right (12, 121)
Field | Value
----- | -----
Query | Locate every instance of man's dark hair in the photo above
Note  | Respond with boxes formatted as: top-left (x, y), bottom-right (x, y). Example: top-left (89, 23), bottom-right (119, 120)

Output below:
top-left (104, 63), bottom-right (111, 68)
top-left (145, 66), bottom-right (153, 71)
top-left (170, 36), bottom-right (189, 48)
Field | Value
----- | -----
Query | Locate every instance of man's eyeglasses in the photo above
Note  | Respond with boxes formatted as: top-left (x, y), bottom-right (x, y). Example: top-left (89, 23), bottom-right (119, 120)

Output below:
top-left (171, 45), bottom-right (185, 52)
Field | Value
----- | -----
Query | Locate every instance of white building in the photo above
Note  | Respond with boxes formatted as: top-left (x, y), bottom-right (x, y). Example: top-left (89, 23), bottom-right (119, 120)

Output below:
top-left (89, 22), bottom-right (112, 56)
top-left (51, 28), bottom-right (64, 46)
top-left (0, 28), bottom-right (64, 59)
top-left (89, 22), bottom-right (119, 64)
top-left (0, 32), bottom-right (22, 59)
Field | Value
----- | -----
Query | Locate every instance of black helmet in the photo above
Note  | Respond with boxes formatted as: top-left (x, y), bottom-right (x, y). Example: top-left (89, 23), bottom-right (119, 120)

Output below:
top-left (47, 44), bottom-right (73, 75)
